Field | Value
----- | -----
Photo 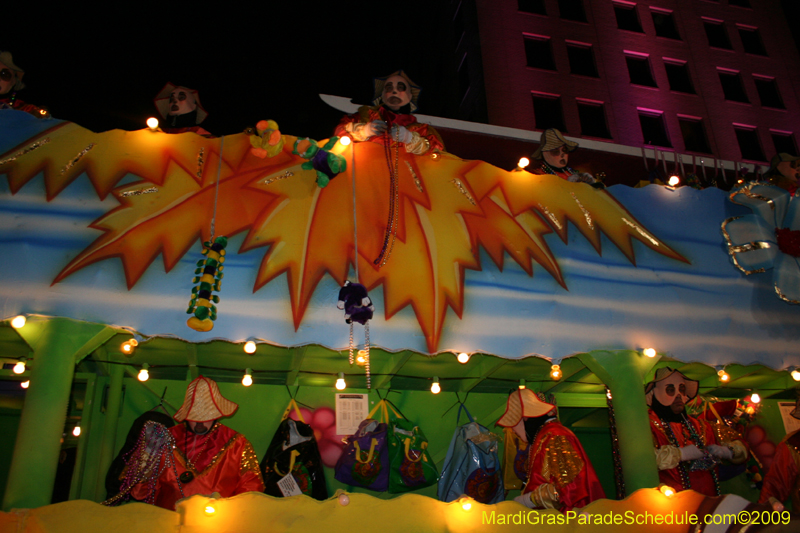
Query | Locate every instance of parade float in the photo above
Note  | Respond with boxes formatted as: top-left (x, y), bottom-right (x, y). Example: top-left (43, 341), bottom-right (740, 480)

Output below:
top-left (1, 98), bottom-right (799, 532)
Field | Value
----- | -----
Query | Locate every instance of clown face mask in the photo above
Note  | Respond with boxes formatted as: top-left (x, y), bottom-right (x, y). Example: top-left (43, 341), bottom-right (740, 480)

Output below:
top-left (0, 61), bottom-right (17, 96)
top-left (654, 372), bottom-right (690, 414)
top-left (168, 87), bottom-right (197, 116)
top-left (543, 145), bottom-right (570, 169)
top-left (382, 75), bottom-right (412, 111)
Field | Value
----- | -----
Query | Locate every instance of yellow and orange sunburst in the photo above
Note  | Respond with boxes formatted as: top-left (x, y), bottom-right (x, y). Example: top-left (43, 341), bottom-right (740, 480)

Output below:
top-left (0, 122), bottom-right (687, 351)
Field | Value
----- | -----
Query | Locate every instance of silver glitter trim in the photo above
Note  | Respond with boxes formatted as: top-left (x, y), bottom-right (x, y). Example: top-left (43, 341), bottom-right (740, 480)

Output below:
top-left (262, 170), bottom-right (294, 185)
top-left (721, 216), bottom-right (767, 275)
top-left (775, 282), bottom-right (800, 305)
top-left (61, 143), bottom-right (96, 175)
top-left (405, 161), bottom-right (423, 192)
top-left (120, 186), bottom-right (159, 197)
top-left (537, 203), bottom-right (563, 230)
top-left (730, 182), bottom-right (775, 210)
top-left (451, 178), bottom-right (476, 205)
top-left (0, 138), bottom-right (51, 166)
top-left (571, 192), bottom-right (593, 229)
top-left (196, 148), bottom-right (205, 179)
top-left (621, 217), bottom-right (659, 246)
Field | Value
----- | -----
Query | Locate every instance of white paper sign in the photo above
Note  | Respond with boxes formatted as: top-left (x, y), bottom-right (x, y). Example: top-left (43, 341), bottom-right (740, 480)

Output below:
top-left (778, 402), bottom-right (800, 435)
top-left (277, 473), bottom-right (302, 497)
top-left (336, 393), bottom-right (369, 435)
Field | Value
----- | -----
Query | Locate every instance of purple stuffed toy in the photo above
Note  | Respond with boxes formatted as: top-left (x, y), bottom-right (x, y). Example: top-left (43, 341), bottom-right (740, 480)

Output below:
top-left (337, 281), bottom-right (374, 325)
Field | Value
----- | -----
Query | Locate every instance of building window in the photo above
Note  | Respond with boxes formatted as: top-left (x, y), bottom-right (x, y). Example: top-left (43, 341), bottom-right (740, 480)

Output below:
top-left (524, 35), bottom-right (556, 71)
top-left (678, 116), bottom-right (712, 154)
top-left (771, 131), bottom-right (798, 156)
top-left (703, 19), bottom-right (732, 50)
top-left (638, 109), bottom-right (671, 148)
top-left (532, 92), bottom-right (567, 132)
top-left (577, 100), bottom-right (611, 139)
top-left (559, 0), bottom-right (587, 22)
top-left (626, 53), bottom-right (657, 87)
top-left (728, 0), bottom-right (751, 8)
top-left (734, 125), bottom-right (766, 162)
top-left (614, 2), bottom-right (643, 33)
top-left (664, 60), bottom-right (695, 94)
top-left (518, 0), bottom-right (546, 15)
top-left (754, 76), bottom-right (784, 109)
top-left (566, 42), bottom-right (599, 77)
top-left (738, 26), bottom-right (767, 56)
top-left (718, 69), bottom-right (748, 103)
top-left (651, 9), bottom-right (681, 40)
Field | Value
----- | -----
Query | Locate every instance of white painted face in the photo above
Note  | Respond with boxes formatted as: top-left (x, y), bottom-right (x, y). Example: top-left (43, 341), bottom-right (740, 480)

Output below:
top-left (168, 87), bottom-right (197, 116)
top-left (382, 75), bottom-right (412, 111)
top-left (654, 372), bottom-right (689, 414)
top-left (0, 61), bottom-right (18, 95)
top-left (543, 145), bottom-right (570, 169)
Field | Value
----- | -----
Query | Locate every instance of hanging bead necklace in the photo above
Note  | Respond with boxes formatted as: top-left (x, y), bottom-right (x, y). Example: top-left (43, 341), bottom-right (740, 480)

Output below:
top-left (373, 128), bottom-right (400, 267)
top-left (180, 421), bottom-right (217, 483)
top-left (654, 416), bottom-right (720, 496)
top-left (540, 161), bottom-right (575, 176)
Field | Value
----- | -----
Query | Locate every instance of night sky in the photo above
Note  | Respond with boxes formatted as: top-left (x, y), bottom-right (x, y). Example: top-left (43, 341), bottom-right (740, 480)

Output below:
top-left (5, 2), bottom-right (800, 141)
top-left (2, 2), bottom-right (459, 140)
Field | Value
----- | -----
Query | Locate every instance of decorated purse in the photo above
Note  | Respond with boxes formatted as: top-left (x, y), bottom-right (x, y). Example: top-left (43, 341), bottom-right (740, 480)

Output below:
top-left (388, 412), bottom-right (439, 493)
top-left (502, 426), bottom-right (530, 491)
top-left (334, 400), bottom-right (392, 492)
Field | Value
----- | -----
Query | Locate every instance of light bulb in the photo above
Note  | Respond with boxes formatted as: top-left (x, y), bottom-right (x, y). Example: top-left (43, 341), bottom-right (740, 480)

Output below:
top-left (11, 315), bottom-right (26, 329)
top-left (457, 352), bottom-right (470, 364)
top-left (718, 369), bottom-right (730, 383)
top-left (750, 393), bottom-right (761, 404)
top-left (643, 348), bottom-right (656, 358)
top-left (138, 364), bottom-right (149, 382)
top-left (121, 341), bottom-right (133, 354)
top-left (356, 350), bottom-right (369, 366)
top-left (20, 380), bottom-right (29, 389)
top-left (791, 369), bottom-right (800, 382)
top-left (431, 377), bottom-right (441, 394)
top-left (335, 372), bottom-right (346, 391)
top-left (244, 341), bottom-right (256, 354)
top-left (518, 157), bottom-right (530, 169)
top-left (72, 426), bottom-right (81, 437)
top-left (204, 504), bottom-right (215, 515)
top-left (146, 117), bottom-right (159, 130)
top-left (339, 136), bottom-right (352, 146)
top-left (518, 379), bottom-right (526, 390)
top-left (659, 484), bottom-right (675, 497)
top-left (242, 369), bottom-right (253, 387)
top-left (550, 364), bottom-right (561, 380)
top-left (13, 361), bottom-right (25, 374)
top-left (459, 496), bottom-right (472, 511)
top-left (668, 175), bottom-right (680, 187)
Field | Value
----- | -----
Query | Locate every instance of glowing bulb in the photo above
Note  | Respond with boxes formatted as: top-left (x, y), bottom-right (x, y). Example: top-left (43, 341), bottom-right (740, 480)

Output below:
top-left (643, 348), bottom-right (656, 358)
top-left (146, 117), bottom-right (159, 130)
top-left (431, 377), bottom-right (441, 394)
top-left (138, 364), bottom-right (149, 382)
top-left (335, 372), bottom-right (346, 391)
top-left (550, 364), bottom-right (561, 380)
top-left (11, 315), bottom-right (26, 329)
top-left (129, 339), bottom-right (138, 347)
top-left (121, 341), bottom-right (133, 354)
top-left (13, 361), bottom-right (25, 374)
top-left (459, 496), bottom-right (472, 511)
top-left (204, 504), bottom-right (216, 515)
top-left (72, 426), bottom-right (81, 437)
top-left (244, 341), bottom-right (256, 354)
top-left (750, 393), bottom-right (761, 404)
top-left (457, 352), bottom-right (470, 364)
top-left (20, 380), bottom-right (29, 389)
top-left (519, 379), bottom-right (526, 390)
top-left (668, 175), bottom-right (680, 187)
top-left (339, 136), bottom-right (351, 146)
top-left (746, 406), bottom-right (755, 415)
top-left (518, 157), bottom-right (530, 169)
top-left (659, 484), bottom-right (675, 497)
top-left (356, 350), bottom-right (368, 366)
top-left (431, 151), bottom-right (440, 160)
top-left (717, 369), bottom-right (730, 383)
top-left (792, 370), bottom-right (800, 381)
top-left (606, 389), bottom-right (613, 400)
top-left (242, 369), bottom-right (253, 387)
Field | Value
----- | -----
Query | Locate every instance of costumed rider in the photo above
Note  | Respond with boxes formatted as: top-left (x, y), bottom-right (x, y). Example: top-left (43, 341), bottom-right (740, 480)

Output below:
top-left (531, 128), bottom-right (603, 188)
top-left (763, 153), bottom-right (800, 195)
top-left (0, 51), bottom-right (47, 117)
top-left (647, 367), bottom-right (748, 497)
top-left (497, 389), bottom-right (605, 512)
top-left (334, 70), bottom-right (444, 155)
top-left (154, 82), bottom-right (213, 137)
top-left (759, 397), bottom-right (800, 512)
top-left (130, 376), bottom-right (265, 509)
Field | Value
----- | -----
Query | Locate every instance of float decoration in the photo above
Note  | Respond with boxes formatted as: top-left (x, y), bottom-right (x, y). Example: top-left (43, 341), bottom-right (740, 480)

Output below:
top-left (248, 120), bottom-right (284, 159)
top-left (292, 136), bottom-right (346, 188)
top-left (186, 236), bottom-right (227, 332)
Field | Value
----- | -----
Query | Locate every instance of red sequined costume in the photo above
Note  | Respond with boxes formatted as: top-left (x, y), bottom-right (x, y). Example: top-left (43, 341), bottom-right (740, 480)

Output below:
top-left (529, 165), bottom-right (573, 180)
top-left (0, 96), bottom-right (46, 117)
top-left (334, 105), bottom-right (445, 155)
top-left (522, 419), bottom-right (605, 512)
top-left (649, 410), bottom-right (747, 497)
top-left (130, 422), bottom-right (264, 510)
top-left (759, 430), bottom-right (800, 510)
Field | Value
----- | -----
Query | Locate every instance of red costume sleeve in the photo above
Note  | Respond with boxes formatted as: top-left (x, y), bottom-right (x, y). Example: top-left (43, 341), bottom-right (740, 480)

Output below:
top-left (758, 440), bottom-right (798, 504)
top-left (334, 106), bottom-right (445, 152)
